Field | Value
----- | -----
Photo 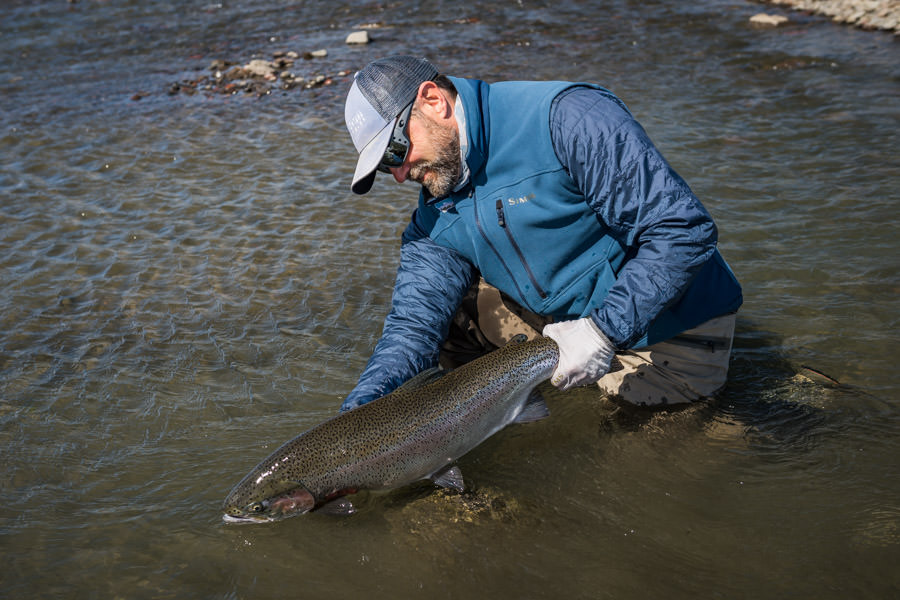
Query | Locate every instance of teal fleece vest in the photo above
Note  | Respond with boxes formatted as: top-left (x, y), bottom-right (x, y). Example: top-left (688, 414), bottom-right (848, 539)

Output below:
top-left (414, 78), bottom-right (742, 348)
top-left (418, 79), bottom-right (621, 315)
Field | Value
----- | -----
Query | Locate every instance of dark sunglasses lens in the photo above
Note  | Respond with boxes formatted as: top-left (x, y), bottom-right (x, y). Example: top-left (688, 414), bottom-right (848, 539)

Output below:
top-left (378, 140), bottom-right (408, 173)
top-left (377, 103), bottom-right (412, 172)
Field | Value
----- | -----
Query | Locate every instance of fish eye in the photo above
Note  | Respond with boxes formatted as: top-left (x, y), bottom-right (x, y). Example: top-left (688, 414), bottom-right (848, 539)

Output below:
top-left (248, 502), bottom-right (265, 513)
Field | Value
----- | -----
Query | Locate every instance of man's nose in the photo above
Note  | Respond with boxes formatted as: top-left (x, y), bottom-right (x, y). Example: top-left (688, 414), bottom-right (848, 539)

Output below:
top-left (390, 163), bottom-right (410, 183)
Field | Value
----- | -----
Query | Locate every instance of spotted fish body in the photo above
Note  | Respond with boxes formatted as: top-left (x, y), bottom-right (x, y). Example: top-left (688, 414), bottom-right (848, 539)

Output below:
top-left (222, 336), bottom-right (559, 523)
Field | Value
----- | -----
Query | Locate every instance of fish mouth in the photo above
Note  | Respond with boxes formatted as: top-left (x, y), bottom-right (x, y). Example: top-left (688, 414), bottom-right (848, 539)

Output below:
top-left (222, 513), bottom-right (274, 525)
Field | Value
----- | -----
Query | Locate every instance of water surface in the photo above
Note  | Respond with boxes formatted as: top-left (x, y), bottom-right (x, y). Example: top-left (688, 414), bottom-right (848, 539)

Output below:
top-left (1, 1), bottom-right (898, 598)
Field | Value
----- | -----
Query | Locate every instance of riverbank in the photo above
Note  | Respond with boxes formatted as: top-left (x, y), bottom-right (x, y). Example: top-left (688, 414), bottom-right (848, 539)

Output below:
top-left (760, 0), bottom-right (900, 32)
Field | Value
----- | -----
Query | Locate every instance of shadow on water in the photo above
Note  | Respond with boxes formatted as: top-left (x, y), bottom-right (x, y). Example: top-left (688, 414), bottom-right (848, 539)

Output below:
top-left (593, 316), bottom-right (880, 456)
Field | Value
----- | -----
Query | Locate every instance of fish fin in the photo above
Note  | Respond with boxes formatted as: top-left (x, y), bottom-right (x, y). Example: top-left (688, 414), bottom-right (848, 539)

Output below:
top-left (514, 389), bottom-right (550, 423)
top-left (431, 465), bottom-right (465, 492)
top-left (316, 497), bottom-right (356, 516)
top-left (397, 366), bottom-right (446, 391)
top-left (504, 333), bottom-right (529, 345)
top-left (799, 365), bottom-right (841, 386)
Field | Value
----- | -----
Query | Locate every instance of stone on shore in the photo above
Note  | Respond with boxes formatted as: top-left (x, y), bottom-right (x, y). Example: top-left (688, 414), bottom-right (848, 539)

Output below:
top-left (346, 31), bottom-right (370, 45)
top-left (155, 48), bottom-right (351, 99)
top-left (750, 12), bottom-right (791, 25)
top-left (244, 59), bottom-right (277, 80)
top-left (761, 0), bottom-right (899, 33)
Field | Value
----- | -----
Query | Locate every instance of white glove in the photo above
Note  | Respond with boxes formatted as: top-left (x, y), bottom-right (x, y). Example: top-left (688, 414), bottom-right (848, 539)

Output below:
top-left (542, 317), bottom-right (616, 391)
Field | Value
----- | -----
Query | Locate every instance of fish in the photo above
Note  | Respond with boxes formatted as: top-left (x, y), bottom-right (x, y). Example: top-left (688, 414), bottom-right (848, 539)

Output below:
top-left (222, 335), bottom-right (559, 523)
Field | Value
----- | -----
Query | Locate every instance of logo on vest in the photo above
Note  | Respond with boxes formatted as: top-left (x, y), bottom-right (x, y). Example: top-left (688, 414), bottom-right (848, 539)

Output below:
top-left (506, 193), bottom-right (535, 207)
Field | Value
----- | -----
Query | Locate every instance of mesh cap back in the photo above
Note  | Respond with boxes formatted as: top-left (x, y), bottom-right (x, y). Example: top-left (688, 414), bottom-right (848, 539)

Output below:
top-left (356, 56), bottom-right (439, 121)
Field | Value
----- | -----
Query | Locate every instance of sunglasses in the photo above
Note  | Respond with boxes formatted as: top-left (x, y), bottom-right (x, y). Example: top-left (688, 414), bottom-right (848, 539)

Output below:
top-left (377, 101), bottom-right (414, 173)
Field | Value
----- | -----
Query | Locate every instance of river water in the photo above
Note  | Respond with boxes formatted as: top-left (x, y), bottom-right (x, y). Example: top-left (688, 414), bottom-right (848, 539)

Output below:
top-left (1, 0), bottom-right (898, 598)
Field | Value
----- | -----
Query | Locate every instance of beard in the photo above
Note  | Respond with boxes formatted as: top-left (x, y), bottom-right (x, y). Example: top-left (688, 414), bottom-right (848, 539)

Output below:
top-left (408, 113), bottom-right (461, 198)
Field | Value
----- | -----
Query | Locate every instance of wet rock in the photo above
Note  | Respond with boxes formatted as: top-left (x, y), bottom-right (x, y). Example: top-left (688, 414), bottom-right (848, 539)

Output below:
top-left (750, 12), bottom-right (790, 25)
top-left (244, 59), bottom-right (277, 80)
top-left (346, 30), bottom-right (370, 45)
top-left (395, 487), bottom-right (524, 531)
top-left (208, 59), bottom-right (234, 72)
top-left (759, 0), bottom-right (900, 33)
top-left (162, 48), bottom-right (351, 99)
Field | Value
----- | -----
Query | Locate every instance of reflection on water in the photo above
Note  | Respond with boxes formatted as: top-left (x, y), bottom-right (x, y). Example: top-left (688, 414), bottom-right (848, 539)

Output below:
top-left (1, 0), bottom-right (898, 598)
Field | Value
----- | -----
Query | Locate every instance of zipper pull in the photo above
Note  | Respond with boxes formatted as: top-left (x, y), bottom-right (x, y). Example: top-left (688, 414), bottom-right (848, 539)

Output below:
top-left (495, 199), bottom-right (506, 228)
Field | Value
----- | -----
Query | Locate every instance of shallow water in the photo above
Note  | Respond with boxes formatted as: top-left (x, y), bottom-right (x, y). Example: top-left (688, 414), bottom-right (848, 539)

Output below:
top-left (1, 1), bottom-right (898, 598)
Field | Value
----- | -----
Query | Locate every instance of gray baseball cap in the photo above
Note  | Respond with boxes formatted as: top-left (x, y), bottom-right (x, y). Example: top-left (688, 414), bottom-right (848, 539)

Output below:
top-left (344, 56), bottom-right (439, 194)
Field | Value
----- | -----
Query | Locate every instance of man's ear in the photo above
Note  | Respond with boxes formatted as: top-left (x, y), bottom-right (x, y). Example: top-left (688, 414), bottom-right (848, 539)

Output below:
top-left (416, 80), bottom-right (452, 120)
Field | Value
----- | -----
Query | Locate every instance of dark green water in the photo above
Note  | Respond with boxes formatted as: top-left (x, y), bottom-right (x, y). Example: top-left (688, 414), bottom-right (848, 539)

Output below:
top-left (1, 1), bottom-right (897, 598)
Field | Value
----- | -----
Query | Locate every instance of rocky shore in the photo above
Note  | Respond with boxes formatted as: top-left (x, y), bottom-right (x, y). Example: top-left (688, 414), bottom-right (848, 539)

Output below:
top-left (759, 0), bottom-right (900, 32)
top-left (140, 29), bottom-right (376, 100)
top-left (151, 49), bottom-right (351, 100)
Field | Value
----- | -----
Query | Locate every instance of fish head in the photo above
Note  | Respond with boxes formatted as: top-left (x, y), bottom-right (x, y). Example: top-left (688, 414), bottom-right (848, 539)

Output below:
top-left (222, 480), bottom-right (316, 524)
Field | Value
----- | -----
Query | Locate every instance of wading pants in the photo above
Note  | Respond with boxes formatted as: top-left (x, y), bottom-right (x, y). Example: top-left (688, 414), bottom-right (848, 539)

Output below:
top-left (440, 278), bottom-right (737, 407)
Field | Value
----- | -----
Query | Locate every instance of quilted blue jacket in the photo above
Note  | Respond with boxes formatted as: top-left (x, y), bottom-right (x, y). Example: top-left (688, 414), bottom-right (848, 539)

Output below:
top-left (341, 79), bottom-right (742, 411)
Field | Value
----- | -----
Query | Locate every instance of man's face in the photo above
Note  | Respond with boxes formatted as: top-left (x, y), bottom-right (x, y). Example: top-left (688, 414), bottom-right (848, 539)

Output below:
top-left (388, 105), bottom-right (461, 198)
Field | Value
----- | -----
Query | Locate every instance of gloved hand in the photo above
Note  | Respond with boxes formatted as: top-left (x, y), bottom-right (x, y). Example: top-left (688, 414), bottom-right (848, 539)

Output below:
top-left (542, 317), bottom-right (616, 390)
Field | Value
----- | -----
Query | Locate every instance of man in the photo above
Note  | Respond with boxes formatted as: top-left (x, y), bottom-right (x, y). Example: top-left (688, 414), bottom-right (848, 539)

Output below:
top-left (341, 55), bottom-right (742, 412)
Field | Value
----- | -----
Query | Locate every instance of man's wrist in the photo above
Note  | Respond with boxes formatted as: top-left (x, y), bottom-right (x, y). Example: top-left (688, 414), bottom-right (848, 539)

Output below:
top-left (586, 314), bottom-right (617, 352)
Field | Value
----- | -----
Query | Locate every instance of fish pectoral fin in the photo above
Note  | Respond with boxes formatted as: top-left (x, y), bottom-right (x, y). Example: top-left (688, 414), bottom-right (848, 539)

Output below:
top-left (316, 497), bottom-right (356, 516)
top-left (514, 389), bottom-right (550, 424)
top-left (504, 333), bottom-right (529, 345)
top-left (431, 465), bottom-right (465, 492)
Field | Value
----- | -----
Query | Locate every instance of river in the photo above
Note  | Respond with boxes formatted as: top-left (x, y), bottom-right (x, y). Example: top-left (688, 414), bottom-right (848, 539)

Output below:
top-left (1, 1), bottom-right (898, 598)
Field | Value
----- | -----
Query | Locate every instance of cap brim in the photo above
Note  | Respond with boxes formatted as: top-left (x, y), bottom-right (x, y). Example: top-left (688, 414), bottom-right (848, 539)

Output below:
top-left (351, 120), bottom-right (393, 195)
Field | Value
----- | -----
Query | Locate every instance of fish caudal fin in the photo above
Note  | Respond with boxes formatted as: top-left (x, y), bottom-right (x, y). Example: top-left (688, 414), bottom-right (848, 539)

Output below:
top-left (514, 389), bottom-right (550, 423)
top-left (431, 465), bottom-right (465, 492)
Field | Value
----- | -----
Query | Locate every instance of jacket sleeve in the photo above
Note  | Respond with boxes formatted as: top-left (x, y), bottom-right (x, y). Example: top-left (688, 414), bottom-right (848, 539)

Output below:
top-left (550, 86), bottom-right (718, 349)
top-left (340, 210), bottom-right (476, 411)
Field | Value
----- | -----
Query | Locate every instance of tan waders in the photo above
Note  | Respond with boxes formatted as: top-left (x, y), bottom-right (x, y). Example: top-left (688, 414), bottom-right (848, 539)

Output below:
top-left (440, 279), bottom-right (736, 407)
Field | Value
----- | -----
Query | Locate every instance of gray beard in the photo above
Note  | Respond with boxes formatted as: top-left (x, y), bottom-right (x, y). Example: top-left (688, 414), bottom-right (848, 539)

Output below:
top-left (409, 117), bottom-right (461, 199)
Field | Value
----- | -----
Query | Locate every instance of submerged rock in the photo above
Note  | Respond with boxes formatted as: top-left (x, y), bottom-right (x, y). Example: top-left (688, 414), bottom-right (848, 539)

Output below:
top-left (397, 487), bottom-right (523, 531)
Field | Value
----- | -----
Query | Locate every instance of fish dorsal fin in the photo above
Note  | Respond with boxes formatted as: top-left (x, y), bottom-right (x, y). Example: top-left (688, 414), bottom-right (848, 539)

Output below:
top-left (514, 389), bottom-right (550, 423)
top-left (397, 366), bottom-right (446, 391)
top-left (431, 465), bottom-right (465, 492)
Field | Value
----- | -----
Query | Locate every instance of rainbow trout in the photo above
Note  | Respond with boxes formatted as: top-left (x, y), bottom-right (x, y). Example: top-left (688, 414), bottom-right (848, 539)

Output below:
top-left (222, 336), bottom-right (559, 523)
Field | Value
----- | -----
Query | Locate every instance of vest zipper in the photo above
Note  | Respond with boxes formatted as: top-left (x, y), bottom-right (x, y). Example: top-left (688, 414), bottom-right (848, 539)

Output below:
top-left (495, 199), bottom-right (547, 299)
top-left (473, 198), bottom-right (536, 312)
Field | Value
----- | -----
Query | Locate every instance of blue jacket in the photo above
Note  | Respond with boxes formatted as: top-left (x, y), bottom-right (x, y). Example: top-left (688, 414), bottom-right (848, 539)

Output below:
top-left (342, 78), bottom-right (742, 411)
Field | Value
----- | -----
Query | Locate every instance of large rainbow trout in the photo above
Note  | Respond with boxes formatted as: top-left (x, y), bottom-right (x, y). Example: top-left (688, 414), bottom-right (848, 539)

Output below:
top-left (222, 336), bottom-right (559, 523)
